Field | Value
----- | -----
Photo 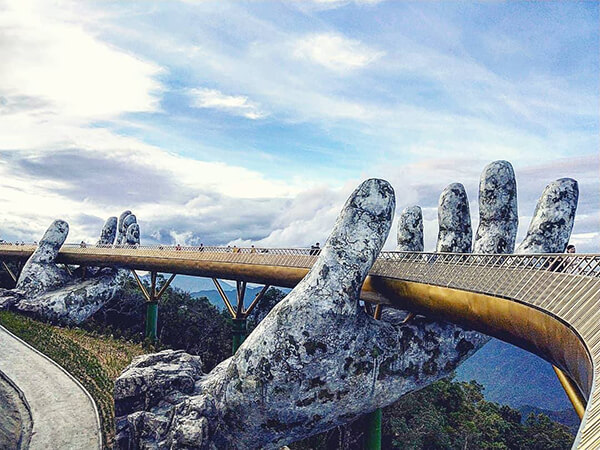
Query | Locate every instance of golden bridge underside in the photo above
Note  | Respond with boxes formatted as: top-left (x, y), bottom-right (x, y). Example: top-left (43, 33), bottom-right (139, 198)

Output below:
top-left (1, 244), bottom-right (598, 448)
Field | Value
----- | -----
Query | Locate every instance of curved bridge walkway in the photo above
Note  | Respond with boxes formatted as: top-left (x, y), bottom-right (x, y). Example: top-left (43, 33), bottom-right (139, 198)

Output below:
top-left (0, 324), bottom-right (101, 449)
top-left (1, 244), bottom-right (599, 448)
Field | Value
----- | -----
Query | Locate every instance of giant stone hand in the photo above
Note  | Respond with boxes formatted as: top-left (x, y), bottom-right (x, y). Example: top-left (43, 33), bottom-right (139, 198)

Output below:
top-left (115, 161), bottom-right (578, 449)
top-left (0, 211), bottom-right (141, 324)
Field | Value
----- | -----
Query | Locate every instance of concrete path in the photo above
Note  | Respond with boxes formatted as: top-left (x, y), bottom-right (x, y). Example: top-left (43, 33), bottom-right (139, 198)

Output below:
top-left (0, 325), bottom-right (101, 449)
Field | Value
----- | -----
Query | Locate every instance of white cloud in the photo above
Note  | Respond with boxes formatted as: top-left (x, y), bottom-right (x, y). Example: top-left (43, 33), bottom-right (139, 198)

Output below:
top-left (0, 0), bottom-right (162, 121)
top-left (188, 88), bottom-right (266, 119)
top-left (293, 33), bottom-right (383, 72)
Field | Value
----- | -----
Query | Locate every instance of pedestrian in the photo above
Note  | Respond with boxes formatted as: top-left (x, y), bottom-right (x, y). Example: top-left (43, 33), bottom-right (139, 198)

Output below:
top-left (549, 244), bottom-right (576, 272)
top-left (310, 242), bottom-right (321, 256)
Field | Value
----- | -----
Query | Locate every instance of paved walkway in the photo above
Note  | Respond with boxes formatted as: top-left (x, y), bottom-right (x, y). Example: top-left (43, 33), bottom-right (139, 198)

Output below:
top-left (0, 325), bottom-right (101, 449)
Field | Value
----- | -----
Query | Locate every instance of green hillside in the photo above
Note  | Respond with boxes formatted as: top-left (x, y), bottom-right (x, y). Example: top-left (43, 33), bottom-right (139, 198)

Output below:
top-left (456, 339), bottom-right (571, 411)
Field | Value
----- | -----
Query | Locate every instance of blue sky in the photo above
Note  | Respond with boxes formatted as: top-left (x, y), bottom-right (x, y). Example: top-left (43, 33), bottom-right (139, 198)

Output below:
top-left (0, 0), bottom-right (598, 251)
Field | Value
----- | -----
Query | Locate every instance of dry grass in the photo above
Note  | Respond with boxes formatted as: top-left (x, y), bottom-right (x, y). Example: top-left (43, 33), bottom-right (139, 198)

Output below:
top-left (56, 327), bottom-right (146, 380)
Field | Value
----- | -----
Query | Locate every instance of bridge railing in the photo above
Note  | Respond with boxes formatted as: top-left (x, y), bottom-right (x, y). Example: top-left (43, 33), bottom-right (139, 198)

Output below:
top-left (2, 242), bottom-right (599, 281)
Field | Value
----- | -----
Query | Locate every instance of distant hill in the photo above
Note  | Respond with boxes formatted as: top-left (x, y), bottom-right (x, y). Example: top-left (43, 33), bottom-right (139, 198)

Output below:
top-left (191, 286), bottom-right (291, 310)
top-left (170, 275), bottom-right (233, 293)
top-left (518, 405), bottom-right (579, 435)
top-left (456, 338), bottom-right (571, 411)
top-left (192, 286), bottom-right (265, 310)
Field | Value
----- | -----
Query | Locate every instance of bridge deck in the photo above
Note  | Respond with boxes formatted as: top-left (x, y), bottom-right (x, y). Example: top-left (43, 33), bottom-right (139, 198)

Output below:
top-left (1, 244), bottom-right (599, 448)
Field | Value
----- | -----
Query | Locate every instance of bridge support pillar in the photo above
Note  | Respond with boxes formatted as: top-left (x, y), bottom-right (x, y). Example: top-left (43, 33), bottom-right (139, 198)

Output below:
top-left (365, 304), bottom-right (383, 450)
top-left (232, 318), bottom-right (247, 354)
top-left (1, 261), bottom-right (17, 284)
top-left (365, 407), bottom-right (382, 450)
top-left (131, 270), bottom-right (177, 342)
top-left (145, 302), bottom-right (158, 341)
top-left (553, 365), bottom-right (586, 419)
top-left (212, 278), bottom-right (270, 354)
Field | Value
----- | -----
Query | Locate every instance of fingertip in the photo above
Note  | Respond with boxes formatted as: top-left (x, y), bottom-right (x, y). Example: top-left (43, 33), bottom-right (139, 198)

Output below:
top-left (397, 206), bottom-right (423, 251)
top-left (437, 183), bottom-right (472, 253)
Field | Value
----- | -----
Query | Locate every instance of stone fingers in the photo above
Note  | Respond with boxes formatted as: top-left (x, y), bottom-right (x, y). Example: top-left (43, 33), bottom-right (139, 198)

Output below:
top-left (116, 211), bottom-right (140, 246)
top-left (396, 206), bottom-right (423, 251)
top-left (98, 217), bottom-right (117, 246)
top-left (437, 182), bottom-right (472, 253)
top-left (474, 160), bottom-right (518, 254)
top-left (116, 210), bottom-right (132, 244)
top-left (126, 223), bottom-right (140, 245)
top-left (516, 178), bottom-right (578, 254)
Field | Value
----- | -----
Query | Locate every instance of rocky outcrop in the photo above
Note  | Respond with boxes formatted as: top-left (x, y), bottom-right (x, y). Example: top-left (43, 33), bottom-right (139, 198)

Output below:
top-left (0, 211), bottom-right (140, 324)
top-left (396, 206), bottom-right (423, 251)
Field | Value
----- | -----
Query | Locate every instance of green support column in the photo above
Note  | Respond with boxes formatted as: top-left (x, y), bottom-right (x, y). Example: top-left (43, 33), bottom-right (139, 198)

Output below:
top-left (365, 304), bottom-right (382, 450)
top-left (365, 408), bottom-right (382, 449)
top-left (232, 317), bottom-right (247, 354)
top-left (145, 301), bottom-right (158, 341)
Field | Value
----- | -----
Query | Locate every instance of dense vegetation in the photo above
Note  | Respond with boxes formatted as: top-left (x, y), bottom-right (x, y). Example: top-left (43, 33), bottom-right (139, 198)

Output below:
top-left (0, 310), bottom-right (144, 449)
top-left (292, 376), bottom-right (574, 449)
top-left (85, 274), bottom-right (232, 371)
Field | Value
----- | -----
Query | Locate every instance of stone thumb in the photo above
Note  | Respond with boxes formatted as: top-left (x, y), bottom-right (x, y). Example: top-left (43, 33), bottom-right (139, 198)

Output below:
top-left (301, 178), bottom-right (395, 314)
top-left (30, 219), bottom-right (69, 264)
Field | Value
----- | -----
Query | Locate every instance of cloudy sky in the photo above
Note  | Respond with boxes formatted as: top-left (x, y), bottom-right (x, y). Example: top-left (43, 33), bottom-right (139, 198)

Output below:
top-left (0, 0), bottom-right (598, 252)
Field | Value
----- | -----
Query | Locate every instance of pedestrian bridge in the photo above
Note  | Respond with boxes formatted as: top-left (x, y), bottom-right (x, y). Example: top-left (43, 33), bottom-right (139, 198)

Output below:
top-left (1, 243), bottom-right (599, 448)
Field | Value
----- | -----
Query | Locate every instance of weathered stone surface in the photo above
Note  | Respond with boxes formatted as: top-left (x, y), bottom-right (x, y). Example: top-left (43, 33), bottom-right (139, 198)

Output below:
top-left (474, 160), bottom-right (518, 254)
top-left (117, 210), bottom-right (133, 244)
top-left (516, 178), bottom-right (578, 254)
top-left (436, 183), bottom-right (472, 253)
top-left (15, 269), bottom-right (128, 324)
top-left (1, 213), bottom-right (140, 324)
top-left (15, 220), bottom-right (70, 297)
top-left (396, 206), bottom-right (423, 251)
top-left (115, 350), bottom-right (204, 420)
top-left (98, 217), bottom-right (117, 246)
top-left (126, 223), bottom-right (140, 246)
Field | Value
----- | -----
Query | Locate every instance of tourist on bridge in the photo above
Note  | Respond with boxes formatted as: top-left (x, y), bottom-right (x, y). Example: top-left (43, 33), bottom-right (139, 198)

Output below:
top-left (549, 244), bottom-right (576, 273)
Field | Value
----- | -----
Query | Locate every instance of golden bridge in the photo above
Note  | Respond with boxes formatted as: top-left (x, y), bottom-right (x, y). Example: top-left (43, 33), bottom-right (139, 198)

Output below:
top-left (1, 243), bottom-right (599, 448)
